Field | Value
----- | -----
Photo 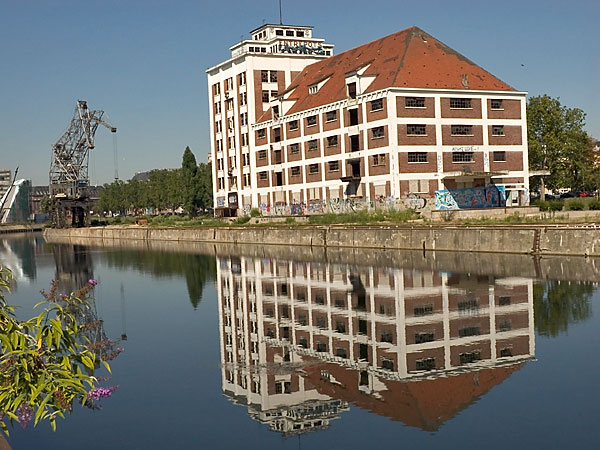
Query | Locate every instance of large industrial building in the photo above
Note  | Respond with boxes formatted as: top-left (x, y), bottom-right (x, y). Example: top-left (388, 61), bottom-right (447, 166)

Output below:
top-left (207, 25), bottom-right (529, 215)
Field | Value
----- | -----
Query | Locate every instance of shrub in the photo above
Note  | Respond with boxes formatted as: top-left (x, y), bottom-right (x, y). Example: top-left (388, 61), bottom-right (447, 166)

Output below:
top-left (588, 199), bottom-right (600, 210)
top-left (567, 199), bottom-right (584, 211)
top-left (547, 200), bottom-right (564, 212)
top-left (250, 208), bottom-right (261, 218)
top-left (232, 215), bottom-right (251, 225)
top-left (537, 200), bottom-right (550, 212)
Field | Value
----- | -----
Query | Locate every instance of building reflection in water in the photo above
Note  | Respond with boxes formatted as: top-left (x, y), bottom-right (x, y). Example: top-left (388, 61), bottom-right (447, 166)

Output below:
top-left (217, 256), bottom-right (535, 434)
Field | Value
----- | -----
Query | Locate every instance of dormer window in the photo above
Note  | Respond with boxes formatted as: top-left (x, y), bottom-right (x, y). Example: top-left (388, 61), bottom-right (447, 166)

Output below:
top-left (309, 84), bottom-right (318, 95)
top-left (347, 82), bottom-right (357, 99)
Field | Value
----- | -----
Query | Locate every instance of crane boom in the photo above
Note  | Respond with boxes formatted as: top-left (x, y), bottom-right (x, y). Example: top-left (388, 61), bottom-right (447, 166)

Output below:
top-left (49, 100), bottom-right (116, 228)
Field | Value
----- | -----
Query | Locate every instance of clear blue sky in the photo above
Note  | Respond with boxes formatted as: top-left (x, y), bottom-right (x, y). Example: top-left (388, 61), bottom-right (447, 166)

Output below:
top-left (1, 0), bottom-right (598, 185)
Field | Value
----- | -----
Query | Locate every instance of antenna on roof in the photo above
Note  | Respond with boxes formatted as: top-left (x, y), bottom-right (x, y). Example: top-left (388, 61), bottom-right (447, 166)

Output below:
top-left (279, 0), bottom-right (283, 25)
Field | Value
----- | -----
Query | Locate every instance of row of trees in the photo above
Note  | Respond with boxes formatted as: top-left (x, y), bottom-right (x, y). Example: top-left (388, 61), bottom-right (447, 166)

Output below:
top-left (97, 147), bottom-right (212, 216)
top-left (527, 95), bottom-right (598, 193)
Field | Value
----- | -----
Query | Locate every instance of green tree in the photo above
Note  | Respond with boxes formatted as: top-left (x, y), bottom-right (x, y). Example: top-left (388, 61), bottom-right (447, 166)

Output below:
top-left (196, 162), bottom-right (213, 212)
top-left (527, 95), bottom-right (591, 193)
top-left (181, 147), bottom-right (199, 216)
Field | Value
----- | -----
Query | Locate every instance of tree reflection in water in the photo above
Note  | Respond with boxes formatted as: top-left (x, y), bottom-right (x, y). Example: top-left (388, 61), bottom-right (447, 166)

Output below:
top-left (103, 250), bottom-right (216, 308)
top-left (533, 280), bottom-right (594, 337)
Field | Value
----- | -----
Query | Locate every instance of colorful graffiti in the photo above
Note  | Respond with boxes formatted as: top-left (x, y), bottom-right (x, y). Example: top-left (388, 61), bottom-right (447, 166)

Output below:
top-left (435, 186), bottom-right (506, 210)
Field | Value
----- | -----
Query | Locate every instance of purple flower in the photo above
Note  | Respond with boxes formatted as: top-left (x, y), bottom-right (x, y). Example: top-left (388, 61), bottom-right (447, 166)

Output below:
top-left (16, 404), bottom-right (32, 429)
top-left (59, 293), bottom-right (68, 299)
top-left (88, 385), bottom-right (119, 401)
top-left (88, 279), bottom-right (98, 286)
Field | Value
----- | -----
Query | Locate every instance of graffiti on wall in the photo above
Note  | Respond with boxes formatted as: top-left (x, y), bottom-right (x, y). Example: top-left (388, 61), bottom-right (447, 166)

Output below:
top-left (404, 194), bottom-right (426, 210)
top-left (435, 186), bottom-right (506, 210)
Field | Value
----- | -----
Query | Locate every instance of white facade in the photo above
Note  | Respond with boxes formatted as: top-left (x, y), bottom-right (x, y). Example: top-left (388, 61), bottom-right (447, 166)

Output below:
top-left (206, 24), bottom-right (334, 213)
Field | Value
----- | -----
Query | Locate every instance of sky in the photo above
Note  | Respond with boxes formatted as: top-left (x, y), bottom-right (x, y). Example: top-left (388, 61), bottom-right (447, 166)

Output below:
top-left (0, 0), bottom-right (598, 186)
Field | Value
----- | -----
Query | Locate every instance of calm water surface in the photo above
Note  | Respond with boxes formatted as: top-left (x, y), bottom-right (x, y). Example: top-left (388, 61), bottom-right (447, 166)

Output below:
top-left (1, 234), bottom-right (599, 449)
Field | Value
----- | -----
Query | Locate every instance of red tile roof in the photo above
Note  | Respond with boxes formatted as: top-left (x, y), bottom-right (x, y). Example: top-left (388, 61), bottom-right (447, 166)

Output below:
top-left (258, 26), bottom-right (515, 123)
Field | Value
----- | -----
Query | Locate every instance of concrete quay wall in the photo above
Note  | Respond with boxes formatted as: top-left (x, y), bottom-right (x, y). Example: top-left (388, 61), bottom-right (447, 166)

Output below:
top-left (44, 224), bottom-right (600, 257)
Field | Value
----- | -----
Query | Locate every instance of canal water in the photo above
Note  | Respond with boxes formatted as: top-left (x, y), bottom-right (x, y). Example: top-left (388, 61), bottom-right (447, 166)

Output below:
top-left (1, 233), bottom-right (599, 449)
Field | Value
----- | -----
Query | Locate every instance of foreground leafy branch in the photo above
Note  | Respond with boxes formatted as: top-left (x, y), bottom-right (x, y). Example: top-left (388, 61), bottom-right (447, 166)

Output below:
top-left (0, 267), bottom-right (120, 435)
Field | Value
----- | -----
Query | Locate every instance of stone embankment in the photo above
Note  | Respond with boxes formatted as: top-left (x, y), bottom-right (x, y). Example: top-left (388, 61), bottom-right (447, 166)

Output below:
top-left (0, 224), bottom-right (44, 234)
top-left (44, 224), bottom-right (600, 257)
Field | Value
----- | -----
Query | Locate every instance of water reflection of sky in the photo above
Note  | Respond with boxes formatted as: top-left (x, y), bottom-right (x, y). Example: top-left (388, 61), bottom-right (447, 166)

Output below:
top-left (2, 235), bottom-right (599, 449)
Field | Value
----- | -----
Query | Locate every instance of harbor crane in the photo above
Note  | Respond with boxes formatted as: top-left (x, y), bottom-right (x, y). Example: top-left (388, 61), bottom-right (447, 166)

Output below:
top-left (49, 100), bottom-right (116, 228)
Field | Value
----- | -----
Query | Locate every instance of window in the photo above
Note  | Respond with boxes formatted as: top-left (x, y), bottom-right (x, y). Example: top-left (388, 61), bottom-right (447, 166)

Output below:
top-left (296, 291), bottom-right (306, 301)
top-left (408, 152), bottom-right (428, 163)
top-left (416, 358), bottom-right (435, 371)
top-left (275, 29), bottom-right (283, 36)
top-left (257, 129), bottom-right (266, 139)
top-left (308, 139), bottom-right (318, 151)
top-left (225, 78), bottom-right (233, 91)
top-left (492, 125), bottom-right (505, 136)
top-left (336, 348), bottom-right (347, 358)
top-left (381, 331), bottom-right (393, 343)
top-left (238, 72), bottom-right (246, 85)
top-left (500, 347), bottom-right (512, 357)
top-left (291, 166), bottom-right (301, 177)
top-left (213, 83), bottom-right (221, 95)
top-left (261, 70), bottom-right (268, 82)
top-left (243, 173), bottom-right (250, 187)
top-left (372, 154), bottom-right (386, 166)
top-left (409, 179), bottom-right (429, 193)
top-left (499, 296), bottom-right (511, 306)
top-left (326, 110), bottom-right (337, 122)
top-left (214, 102), bottom-right (221, 114)
top-left (350, 135), bottom-right (360, 151)
top-left (240, 92), bottom-right (247, 106)
top-left (407, 124), bottom-right (427, 136)
top-left (381, 358), bottom-right (394, 371)
top-left (316, 342), bottom-right (327, 352)
top-left (450, 98), bottom-right (472, 109)
top-left (328, 161), bottom-right (339, 171)
top-left (491, 99), bottom-right (503, 110)
top-left (296, 30), bottom-right (304, 37)
top-left (242, 153), bottom-right (249, 166)
top-left (459, 326), bottom-right (480, 337)
top-left (272, 106), bottom-right (279, 119)
top-left (216, 139), bottom-right (223, 152)
top-left (499, 319), bottom-right (512, 332)
top-left (451, 125), bottom-right (473, 136)
top-left (405, 97), bottom-right (425, 108)
top-left (217, 158), bottom-right (223, 170)
top-left (290, 143), bottom-right (299, 154)
top-left (286, 30), bottom-right (294, 36)
top-left (306, 115), bottom-right (317, 126)
top-left (258, 172), bottom-right (268, 181)
top-left (347, 82), bottom-right (357, 99)
top-left (459, 351), bottom-right (481, 364)
top-left (215, 121), bottom-right (222, 133)
top-left (262, 91), bottom-right (269, 103)
top-left (271, 90), bottom-right (278, 98)
top-left (452, 152), bottom-right (474, 163)
top-left (242, 133), bottom-right (248, 147)
top-left (326, 136), bottom-right (338, 147)
top-left (270, 71), bottom-right (277, 82)
top-left (370, 98), bottom-right (383, 111)
top-left (309, 164), bottom-right (319, 174)
top-left (493, 151), bottom-right (506, 162)
top-left (349, 108), bottom-right (359, 125)
top-left (415, 332), bottom-right (434, 344)
top-left (309, 84), bottom-right (318, 94)
top-left (289, 120), bottom-right (299, 131)
top-left (258, 150), bottom-right (267, 160)
top-left (226, 99), bottom-right (234, 111)
top-left (371, 126), bottom-right (385, 139)
top-left (240, 112), bottom-right (248, 126)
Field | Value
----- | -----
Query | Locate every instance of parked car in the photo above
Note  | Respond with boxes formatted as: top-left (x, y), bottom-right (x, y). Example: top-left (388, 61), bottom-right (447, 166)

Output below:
top-left (579, 191), bottom-right (592, 197)
top-left (560, 191), bottom-right (577, 198)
